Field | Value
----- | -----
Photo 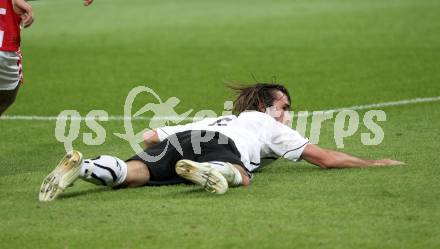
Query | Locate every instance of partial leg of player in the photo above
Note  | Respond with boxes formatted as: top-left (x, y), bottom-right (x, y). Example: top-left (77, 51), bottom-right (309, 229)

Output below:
top-left (39, 151), bottom-right (129, 201)
top-left (39, 151), bottom-right (83, 202)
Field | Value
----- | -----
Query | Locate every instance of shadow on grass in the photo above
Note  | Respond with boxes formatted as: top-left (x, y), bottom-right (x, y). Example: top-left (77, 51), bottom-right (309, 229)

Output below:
top-left (175, 188), bottom-right (209, 195)
top-left (58, 187), bottom-right (109, 200)
top-left (163, 186), bottom-right (242, 199)
top-left (56, 184), bottom-right (212, 200)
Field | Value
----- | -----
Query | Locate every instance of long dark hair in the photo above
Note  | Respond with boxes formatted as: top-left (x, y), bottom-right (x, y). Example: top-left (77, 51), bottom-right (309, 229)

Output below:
top-left (228, 83), bottom-right (291, 115)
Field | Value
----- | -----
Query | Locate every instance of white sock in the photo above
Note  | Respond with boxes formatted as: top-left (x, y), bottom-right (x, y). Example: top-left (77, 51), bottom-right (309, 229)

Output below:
top-left (79, 155), bottom-right (128, 187)
top-left (208, 161), bottom-right (243, 186)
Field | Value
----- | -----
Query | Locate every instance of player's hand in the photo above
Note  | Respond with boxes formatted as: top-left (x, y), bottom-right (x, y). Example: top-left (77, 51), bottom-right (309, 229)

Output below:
top-left (373, 159), bottom-right (405, 166)
top-left (12, 0), bottom-right (34, 28)
top-left (84, 0), bottom-right (94, 6)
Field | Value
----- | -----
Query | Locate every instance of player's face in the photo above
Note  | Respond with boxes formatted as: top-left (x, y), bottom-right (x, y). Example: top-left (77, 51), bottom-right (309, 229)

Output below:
top-left (266, 90), bottom-right (292, 126)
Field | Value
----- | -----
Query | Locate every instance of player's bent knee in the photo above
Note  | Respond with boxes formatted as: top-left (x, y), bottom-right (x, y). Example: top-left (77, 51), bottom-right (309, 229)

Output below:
top-left (123, 160), bottom-right (151, 187)
top-left (232, 164), bottom-right (251, 186)
top-left (241, 174), bottom-right (251, 186)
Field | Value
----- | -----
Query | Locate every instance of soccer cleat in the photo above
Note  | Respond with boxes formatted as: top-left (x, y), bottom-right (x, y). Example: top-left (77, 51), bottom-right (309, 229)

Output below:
top-left (39, 150), bottom-right (83, 202)
top-left (175, 160), bottom-right (229, 194)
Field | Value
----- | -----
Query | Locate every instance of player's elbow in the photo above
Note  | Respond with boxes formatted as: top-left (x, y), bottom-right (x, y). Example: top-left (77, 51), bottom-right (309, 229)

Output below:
top-left (143, 130), bottom-right (160, 148)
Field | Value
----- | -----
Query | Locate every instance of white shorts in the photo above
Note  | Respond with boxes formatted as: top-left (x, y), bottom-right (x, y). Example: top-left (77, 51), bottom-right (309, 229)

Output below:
top-left (0, 50), bottom-right (23, 91)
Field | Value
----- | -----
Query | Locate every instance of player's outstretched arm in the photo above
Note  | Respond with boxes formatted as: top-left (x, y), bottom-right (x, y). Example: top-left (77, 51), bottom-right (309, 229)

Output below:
top-left (12, 0), bottom-right (33, 28)
top-left (301, 144), bottom-right (404, 169)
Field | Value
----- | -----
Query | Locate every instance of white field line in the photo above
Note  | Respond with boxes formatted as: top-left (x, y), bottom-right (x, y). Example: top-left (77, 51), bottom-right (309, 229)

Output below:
top-left (295, 95), bottom-right (440, 118)
top-left (1, 96), bottom-right (440, 121)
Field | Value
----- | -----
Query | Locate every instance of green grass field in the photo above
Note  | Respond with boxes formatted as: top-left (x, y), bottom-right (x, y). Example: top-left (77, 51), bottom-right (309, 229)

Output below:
top-left (1, 0), bottom-right (440, 248)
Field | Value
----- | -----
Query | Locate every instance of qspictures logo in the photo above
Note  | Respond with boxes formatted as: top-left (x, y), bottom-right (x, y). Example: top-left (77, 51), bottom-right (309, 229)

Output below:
top-left (54, 85), bottom-right (387, 160)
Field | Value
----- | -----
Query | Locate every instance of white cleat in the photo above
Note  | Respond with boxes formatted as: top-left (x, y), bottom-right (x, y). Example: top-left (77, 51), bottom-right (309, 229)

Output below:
top-left (39, 150), bottom-right (83, 202)
top-left (175, 160), bottom-right (228, 194)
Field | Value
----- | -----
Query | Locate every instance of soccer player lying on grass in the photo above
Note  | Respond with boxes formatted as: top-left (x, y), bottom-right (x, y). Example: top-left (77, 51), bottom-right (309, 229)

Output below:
top-left (39, 83), bottom-right (403, 201)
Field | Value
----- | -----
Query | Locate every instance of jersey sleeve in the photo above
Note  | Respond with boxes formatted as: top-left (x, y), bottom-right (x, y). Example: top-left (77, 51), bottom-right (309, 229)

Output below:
top-left (268, 121), bottom-right (309, 162)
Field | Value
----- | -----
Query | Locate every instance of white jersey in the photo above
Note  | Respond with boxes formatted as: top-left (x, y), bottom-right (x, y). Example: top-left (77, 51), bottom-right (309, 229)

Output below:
top-left (156, 111), bottom-right (309, 172)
